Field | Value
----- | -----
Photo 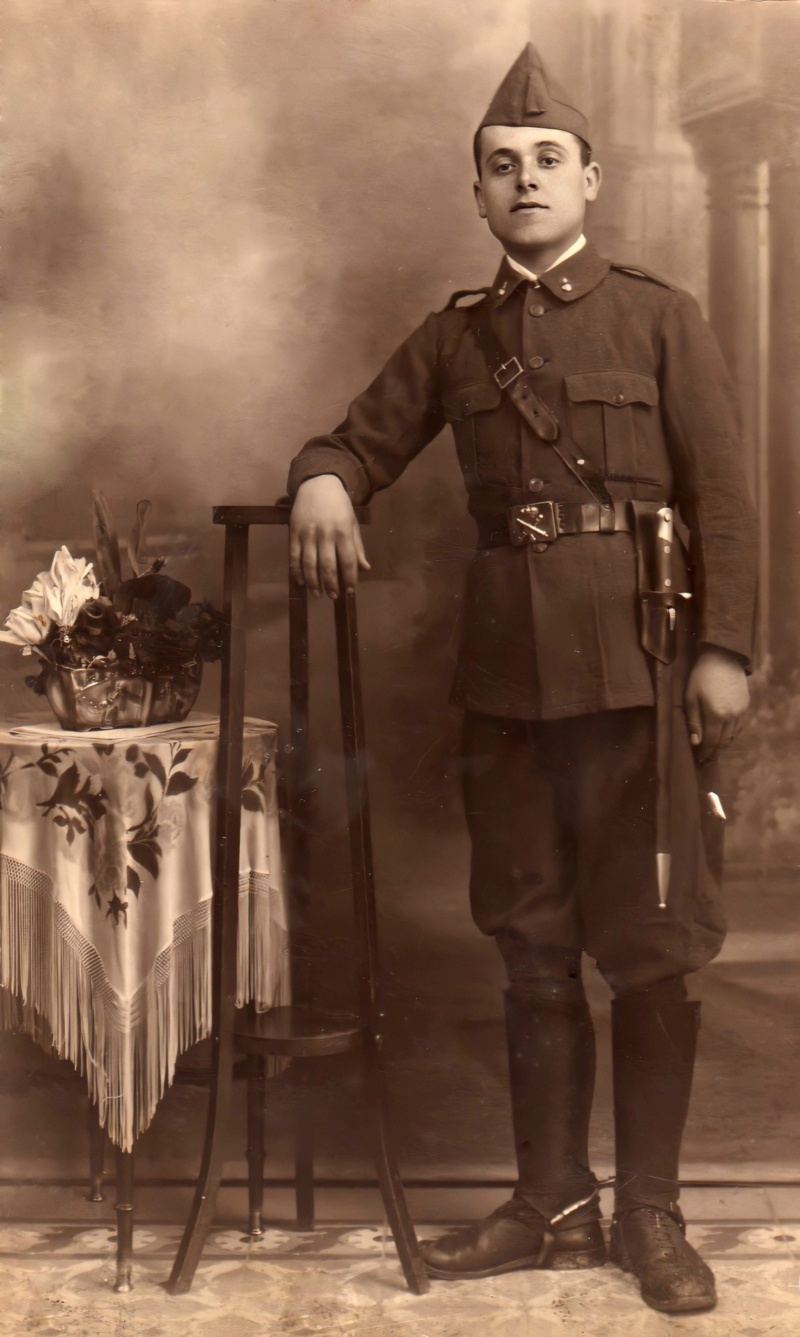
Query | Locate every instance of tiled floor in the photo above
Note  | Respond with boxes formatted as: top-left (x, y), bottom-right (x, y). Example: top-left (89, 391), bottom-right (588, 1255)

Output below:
top-left (1, 1186), bottom-right (800, 1336)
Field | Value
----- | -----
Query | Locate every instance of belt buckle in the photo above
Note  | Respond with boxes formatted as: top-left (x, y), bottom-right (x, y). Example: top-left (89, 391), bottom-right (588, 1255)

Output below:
top-left (494, 357), bottom-right (524, 391)
top-left (509, 501), bottom-right (557, 546)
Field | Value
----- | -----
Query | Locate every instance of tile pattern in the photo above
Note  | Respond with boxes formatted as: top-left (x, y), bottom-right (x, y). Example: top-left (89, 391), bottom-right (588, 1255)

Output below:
top-left (1, 1220), bottom-right (800, 1337)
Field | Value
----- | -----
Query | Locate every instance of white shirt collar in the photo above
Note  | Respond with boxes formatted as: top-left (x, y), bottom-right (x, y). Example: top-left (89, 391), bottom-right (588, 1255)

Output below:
top-left (505, 234), bottom-right (586, 284)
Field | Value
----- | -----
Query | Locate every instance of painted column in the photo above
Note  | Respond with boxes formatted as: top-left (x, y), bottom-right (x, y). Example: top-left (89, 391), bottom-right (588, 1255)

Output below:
top-left (704, 157), bottom-right (769, 513)
top-left (679, 4), bottom-right (800, 674)
top-left (766, 159), bottom-right (800, 678)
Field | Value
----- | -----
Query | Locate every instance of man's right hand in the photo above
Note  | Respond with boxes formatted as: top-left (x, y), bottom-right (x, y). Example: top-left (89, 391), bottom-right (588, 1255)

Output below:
top-left (289, 475), bottom-right (371, 599)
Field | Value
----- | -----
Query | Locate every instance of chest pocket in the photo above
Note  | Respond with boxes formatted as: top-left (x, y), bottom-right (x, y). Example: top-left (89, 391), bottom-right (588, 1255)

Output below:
top-left (442, 381), bottom-right (505, 486)
top-left (565, 371), bottom-right (660, 479)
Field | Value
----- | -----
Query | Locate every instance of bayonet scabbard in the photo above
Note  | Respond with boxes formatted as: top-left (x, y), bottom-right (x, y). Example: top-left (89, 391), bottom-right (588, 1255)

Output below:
top-left (630, 503), bottom-right (691, 910)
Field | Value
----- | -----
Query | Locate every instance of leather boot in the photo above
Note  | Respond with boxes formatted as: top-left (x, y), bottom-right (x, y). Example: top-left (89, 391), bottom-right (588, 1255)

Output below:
top-left (506, 989), bottom-right (599, 1216)
top-left (421, 1195), bottom-right (605, 1281)
top-left (609, 999), bottom-right (716, 1312)
top-left (611, 1205), bottom-right (716, 1313)
top-left (421, 990), bottom-right (605, 1280)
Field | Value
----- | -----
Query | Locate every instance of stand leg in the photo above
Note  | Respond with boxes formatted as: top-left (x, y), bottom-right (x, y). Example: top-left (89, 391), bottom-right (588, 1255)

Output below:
top-left (246, 1053), bottom-right (266, 1236)
top-left (166, 1045), bottom-right (235, 1293)
top-left (333, 590), bottom-right (427, 1293)
top-left (165, 522), bottom-right (248, 1294)
top-left (87, 1104), bottom-right (105, 1203)
top-left (364, 1034), bottom-right (429, 1295)
top-left (288, 570), bottom-right (314, 1233)
top-left (113, 1147), bottom-right (135, 1294)
top-left (294, 1060), bottom-right (315, 1231)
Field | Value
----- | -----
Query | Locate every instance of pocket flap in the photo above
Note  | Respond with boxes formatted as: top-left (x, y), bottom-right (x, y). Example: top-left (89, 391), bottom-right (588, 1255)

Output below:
top-left (565, 370), bottom-right (659, 407)
top-left (442, 382), bottom-right (504, 420)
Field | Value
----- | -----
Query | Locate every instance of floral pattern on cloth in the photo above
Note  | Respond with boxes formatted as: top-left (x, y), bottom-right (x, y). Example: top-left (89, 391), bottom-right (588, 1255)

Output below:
top-left (0, 715), bottom-right (289, 1151)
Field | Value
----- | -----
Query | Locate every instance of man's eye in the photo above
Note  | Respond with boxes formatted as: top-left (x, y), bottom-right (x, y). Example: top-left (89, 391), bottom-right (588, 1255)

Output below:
top-left (494, 161), bottom-right (514, 173)
top-left (540, 156), bottom-right (559, 168)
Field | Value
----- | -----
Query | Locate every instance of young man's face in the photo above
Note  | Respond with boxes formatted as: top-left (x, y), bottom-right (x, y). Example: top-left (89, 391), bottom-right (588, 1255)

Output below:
top-left (474, 126), bottom-right (601, 267)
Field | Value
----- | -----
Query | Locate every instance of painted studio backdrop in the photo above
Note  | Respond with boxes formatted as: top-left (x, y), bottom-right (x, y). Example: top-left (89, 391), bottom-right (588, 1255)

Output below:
top-left (1, 0), bottom-right (798, 1177)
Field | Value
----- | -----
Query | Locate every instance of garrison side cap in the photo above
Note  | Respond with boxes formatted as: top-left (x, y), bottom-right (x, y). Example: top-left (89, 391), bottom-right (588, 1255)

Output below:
top-left (477, 42), bottom-right (590, 148)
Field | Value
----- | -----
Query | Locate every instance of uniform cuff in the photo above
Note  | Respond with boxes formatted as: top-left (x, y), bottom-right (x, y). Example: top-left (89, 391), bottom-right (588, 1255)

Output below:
top-left (698, 640), bottom-right (752, 674)
top-left (287, 449), bottom-right (370, 504)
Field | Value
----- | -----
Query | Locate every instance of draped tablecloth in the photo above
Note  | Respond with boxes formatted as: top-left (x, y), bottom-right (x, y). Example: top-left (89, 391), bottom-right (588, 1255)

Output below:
top-left (0, 715), bottom-right (289, 1151)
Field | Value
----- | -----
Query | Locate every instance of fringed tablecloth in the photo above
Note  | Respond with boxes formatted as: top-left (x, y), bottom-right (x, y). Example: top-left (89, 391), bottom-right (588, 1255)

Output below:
top-left (0, 715), bottom-right (289, 1151)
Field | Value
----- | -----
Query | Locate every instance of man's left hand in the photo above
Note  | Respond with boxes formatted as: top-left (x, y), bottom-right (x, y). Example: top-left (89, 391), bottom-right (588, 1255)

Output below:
top-left (685, 647), bottom-right (750, 764)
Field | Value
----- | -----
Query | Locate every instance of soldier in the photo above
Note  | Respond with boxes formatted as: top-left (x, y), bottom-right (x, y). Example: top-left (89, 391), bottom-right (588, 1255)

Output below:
top-left (286, 44), bottom-right (756, 1314)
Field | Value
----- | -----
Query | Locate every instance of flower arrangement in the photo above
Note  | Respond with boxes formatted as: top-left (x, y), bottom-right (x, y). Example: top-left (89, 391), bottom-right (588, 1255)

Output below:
top-left (0, 494), bottom-right (224, 728)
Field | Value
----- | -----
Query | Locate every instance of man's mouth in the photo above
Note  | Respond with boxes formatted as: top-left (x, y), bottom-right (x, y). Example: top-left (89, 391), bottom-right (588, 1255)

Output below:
top-left (511, 201), bottom-right (547, 212)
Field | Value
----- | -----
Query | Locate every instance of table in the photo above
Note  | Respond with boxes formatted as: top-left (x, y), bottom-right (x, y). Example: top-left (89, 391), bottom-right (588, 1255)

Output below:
top-left (0, 715), bottom-right (289, 1153)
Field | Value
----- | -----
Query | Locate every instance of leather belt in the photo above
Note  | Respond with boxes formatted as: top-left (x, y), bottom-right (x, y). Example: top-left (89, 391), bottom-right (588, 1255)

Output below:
top-left (479, 499), bottom-right (635, 549)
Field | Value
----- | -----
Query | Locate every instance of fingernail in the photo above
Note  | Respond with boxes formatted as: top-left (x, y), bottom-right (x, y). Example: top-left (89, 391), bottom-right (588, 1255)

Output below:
top-left (690, 733), bottom-right (700, 746)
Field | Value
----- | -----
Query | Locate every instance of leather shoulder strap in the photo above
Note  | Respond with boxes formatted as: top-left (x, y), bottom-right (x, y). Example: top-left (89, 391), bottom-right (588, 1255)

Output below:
top-left (442, 287), bottom-right (491, 311)
top-left (470, 313), bottom-right (612, 505)
top-left (609, 261), bottom-right (677, 291)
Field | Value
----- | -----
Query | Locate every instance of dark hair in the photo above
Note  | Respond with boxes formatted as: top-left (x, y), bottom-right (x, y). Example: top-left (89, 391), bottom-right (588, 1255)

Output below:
top-left (473, 128), bottom-right (592, 176)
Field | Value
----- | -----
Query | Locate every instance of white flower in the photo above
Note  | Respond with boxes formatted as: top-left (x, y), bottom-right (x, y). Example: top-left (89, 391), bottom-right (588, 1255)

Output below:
top-left (0, 546), bottom-right (100, 654)
top-left (23, 574), bottom-right (51, 622)
top-left (44, 545), bottom-right (99, 628)
top-left (0, 603), bottom-right (51, 653)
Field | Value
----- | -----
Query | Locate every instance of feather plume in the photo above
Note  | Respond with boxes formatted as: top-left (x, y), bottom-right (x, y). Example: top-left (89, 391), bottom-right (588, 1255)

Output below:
top-left (91, 491), bottom-right (122, 594)
top-left (127, 499), bottom-right (152, 577)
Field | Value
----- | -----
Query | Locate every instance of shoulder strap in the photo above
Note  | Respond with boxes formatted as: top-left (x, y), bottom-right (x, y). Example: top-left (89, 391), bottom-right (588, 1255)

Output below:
top-left (471, 313), bottom-right (612, 505)
top-left (609, 261), bottom-right (676, 291)
top-left (443, 287), bottom-right (491, 311)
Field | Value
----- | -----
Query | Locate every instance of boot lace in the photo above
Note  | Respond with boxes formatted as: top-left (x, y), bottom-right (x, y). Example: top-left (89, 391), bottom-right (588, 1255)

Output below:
top-left (638, 1207), bottom-right (684, 1260)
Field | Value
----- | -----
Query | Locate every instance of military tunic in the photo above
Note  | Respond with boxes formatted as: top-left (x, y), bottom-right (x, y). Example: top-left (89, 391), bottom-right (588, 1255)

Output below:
top-left (287, 240), bottom-right (757, 985)
top-left (288, 242), bottom-right (757, 721)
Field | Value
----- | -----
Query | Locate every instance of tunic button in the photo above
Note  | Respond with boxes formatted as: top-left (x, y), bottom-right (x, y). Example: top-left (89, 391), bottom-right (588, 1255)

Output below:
top-left (528, 355), bottom-right (545, 369)
top-left (532, 542), bottom-right (548, 554)
top-left (529, 303), bottom-right (546, 317)
top-left (614, 392), bottom-right (626, 404)
top-left (528, 478), bottom-right (544, 492)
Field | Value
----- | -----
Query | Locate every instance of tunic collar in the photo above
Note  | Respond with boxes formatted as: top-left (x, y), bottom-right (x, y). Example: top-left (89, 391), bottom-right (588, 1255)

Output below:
top-left (506, 233), bottom-right (587, 283)
top-left (487, 240), bottom-right (611, 306)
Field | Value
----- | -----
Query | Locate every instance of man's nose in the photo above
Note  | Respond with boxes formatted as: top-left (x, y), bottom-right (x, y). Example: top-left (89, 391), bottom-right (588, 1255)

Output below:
top-left (516, 165), bottom-right (540, 190)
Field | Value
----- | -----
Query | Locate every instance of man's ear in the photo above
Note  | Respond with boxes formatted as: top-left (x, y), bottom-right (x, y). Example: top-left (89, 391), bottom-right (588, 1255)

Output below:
top-left (474, 179), bottom-right (487, 219)
top-left (584, 161), bottom-right (602, 203)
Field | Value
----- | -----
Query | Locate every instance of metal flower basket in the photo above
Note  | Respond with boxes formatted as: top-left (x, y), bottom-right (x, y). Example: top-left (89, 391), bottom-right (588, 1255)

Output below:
top-left (44, 660), bottom-right (202, 731)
